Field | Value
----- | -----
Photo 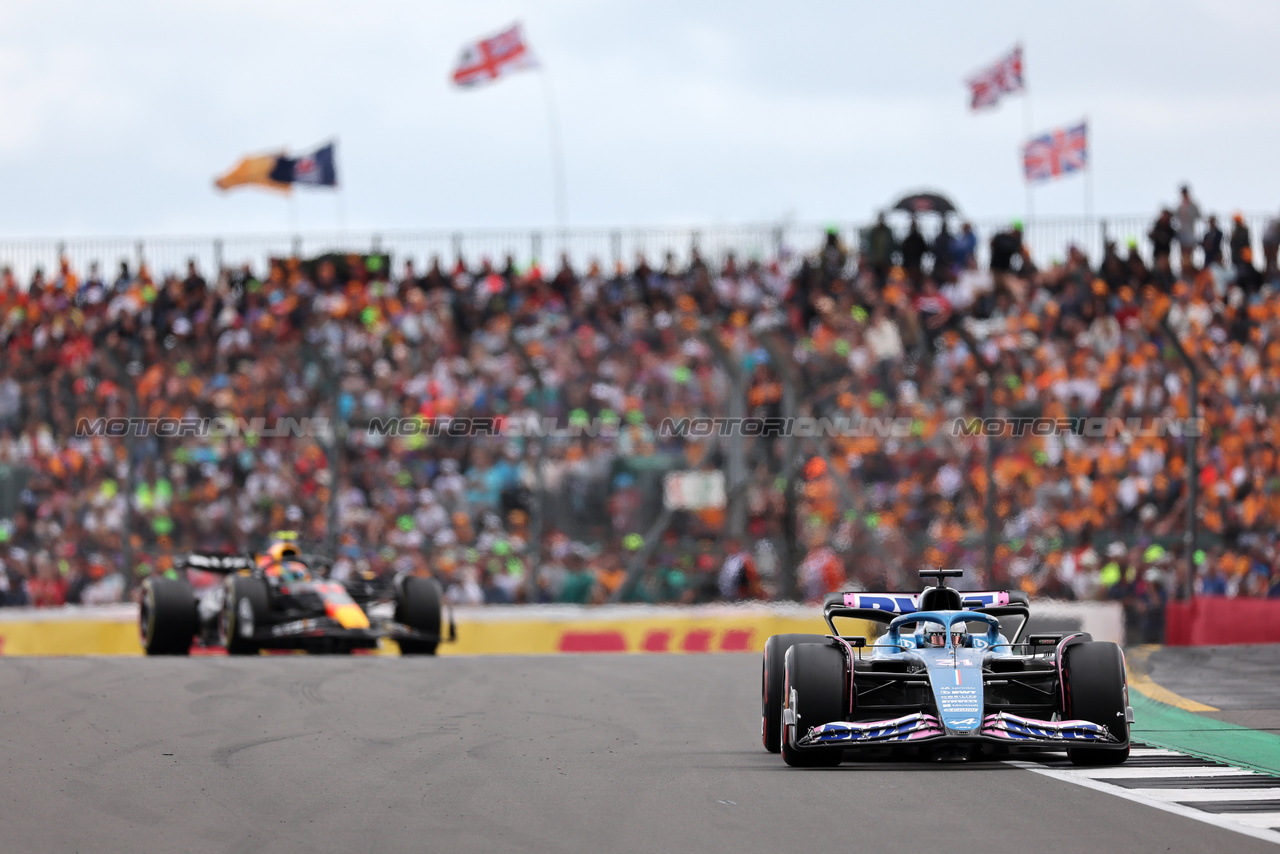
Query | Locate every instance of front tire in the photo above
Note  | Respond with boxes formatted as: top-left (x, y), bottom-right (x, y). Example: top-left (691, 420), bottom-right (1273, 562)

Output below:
top-left (762, 633), bottom-right (828, 752)
top-left (140, 577), bottom-right (196, 656)
top-left (221, 576), bottom-right (269, 656)
top-left (780, 642), bottom-right (846, 768)
top-left (1064, 641), bottom-right (1130, 766)
top-left (396, 576), bottom-right (443, 656)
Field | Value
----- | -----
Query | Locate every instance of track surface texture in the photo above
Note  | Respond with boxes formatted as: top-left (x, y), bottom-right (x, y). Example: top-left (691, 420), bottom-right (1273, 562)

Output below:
top-left (1149, 644), bottom-right (1280, 729)
top-left (2, 655), bottom-right (1277, 854)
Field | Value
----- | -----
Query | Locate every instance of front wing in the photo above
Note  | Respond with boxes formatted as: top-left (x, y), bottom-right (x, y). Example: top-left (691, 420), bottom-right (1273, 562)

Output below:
top-left (253, 616), bottom-right (439, 647)
top-left (798, 711), bottom-right (1120, 748)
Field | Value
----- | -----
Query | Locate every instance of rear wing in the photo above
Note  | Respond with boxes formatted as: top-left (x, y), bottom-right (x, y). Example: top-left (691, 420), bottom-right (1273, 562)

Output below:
top-left (822, 590), bottom-right (1032, 642)
top-left (183, 553), bottom-right (254, 573)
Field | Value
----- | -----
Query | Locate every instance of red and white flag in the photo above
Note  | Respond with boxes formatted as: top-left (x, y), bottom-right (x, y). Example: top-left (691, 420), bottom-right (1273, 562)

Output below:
top-left (451, 23), bottom-right (538, 88)
top-left (1023, 121), bottom-right (1088, 183)
top-left (966, 45), bottom-right (1024, 111)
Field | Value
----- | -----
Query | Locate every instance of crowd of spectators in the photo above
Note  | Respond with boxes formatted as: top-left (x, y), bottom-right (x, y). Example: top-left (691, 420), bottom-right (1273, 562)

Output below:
top-left (2, 188), bottom-right (1280, 635)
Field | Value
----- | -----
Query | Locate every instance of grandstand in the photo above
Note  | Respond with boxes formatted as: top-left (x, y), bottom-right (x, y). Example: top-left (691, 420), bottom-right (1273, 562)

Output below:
top-left (1, 204), bottom-right (1279, 647)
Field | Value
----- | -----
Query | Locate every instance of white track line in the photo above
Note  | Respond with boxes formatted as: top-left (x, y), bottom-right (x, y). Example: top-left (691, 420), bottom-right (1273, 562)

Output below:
top-left (1128, 788), bottom-right (1280, 803)
top-left (1129, 748), bottom-right (1182, 757)
top-left (1008, 761), bottom-right (1280, 846)
top-left (1070, 766), bottom-right (1259, 780)
top-left (1227, 814), bottom-right (1280, 830)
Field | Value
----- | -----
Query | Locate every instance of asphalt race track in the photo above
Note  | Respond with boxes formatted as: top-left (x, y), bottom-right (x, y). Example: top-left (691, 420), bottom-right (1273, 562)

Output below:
top-left (2, 654), bottom-right (1277, 854)
top-left (1149, 645), bottom-right (1280, 728)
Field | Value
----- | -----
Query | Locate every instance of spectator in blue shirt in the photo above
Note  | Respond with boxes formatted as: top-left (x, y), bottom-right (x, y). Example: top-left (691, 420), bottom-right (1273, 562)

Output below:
top-left (952, 222), bottom-right (977, 269)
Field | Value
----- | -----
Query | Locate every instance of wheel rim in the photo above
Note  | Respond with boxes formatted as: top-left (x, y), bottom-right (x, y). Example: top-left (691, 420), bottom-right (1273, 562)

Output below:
top-left (237, 597), bottom-right (255, 638)
top-left (140, 582), bottom-right (155, 648)
top-left (220, 588), bottom-right (235, 647)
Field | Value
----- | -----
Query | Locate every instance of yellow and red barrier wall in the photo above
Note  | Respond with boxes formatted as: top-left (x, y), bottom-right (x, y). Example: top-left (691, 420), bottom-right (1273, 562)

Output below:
top-left (0, 604), bottom-right (860, 656)
top-left (0, 600), bottom-right (1126, 655)
top-left (1165, 597), bottom-right (1280, 645)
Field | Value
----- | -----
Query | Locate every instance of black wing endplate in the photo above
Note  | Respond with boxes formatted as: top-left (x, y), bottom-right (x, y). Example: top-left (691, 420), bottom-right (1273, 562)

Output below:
top-left (183, 553), bottom-right (254, 573)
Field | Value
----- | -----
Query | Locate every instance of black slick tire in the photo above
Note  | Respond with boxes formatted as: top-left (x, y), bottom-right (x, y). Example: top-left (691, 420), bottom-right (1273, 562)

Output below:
top-left (780, 642), bottom-right (847, 768)
top-left (140, 577), bottom-right (196, 656)
top-left (762, 633), bottom-right (827, 753)
top-left (396, 576), bottom-right (443, 656)
top-left (1063, 641), bottom-right (1130, 766)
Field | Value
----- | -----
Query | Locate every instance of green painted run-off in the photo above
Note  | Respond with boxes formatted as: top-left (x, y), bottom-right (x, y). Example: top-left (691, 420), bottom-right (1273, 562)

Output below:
top-left (1132, 691), bottom-right (1280, 776)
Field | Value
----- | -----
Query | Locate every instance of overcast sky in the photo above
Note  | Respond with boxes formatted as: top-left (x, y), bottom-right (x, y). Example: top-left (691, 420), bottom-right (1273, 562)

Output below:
top-left (1, 0), bottom-right (1277, 237)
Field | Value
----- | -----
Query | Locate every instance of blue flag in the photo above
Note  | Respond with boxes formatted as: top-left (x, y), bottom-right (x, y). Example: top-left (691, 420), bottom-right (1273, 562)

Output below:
top-left (269, 143), bottom-right (337, 187)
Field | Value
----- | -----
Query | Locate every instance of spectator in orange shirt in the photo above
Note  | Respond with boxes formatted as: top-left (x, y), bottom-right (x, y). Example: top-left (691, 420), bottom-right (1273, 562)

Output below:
top-left (798, 536), bottom-right (846, 603)
top-left (27, 552), bottom-right (66, 607)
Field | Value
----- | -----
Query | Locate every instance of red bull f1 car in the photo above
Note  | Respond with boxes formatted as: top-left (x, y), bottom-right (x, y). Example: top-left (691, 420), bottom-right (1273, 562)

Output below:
top-left (139, 536), bottom-right (451, 656)
top-left (762, 569), bottom-right (1132, 767)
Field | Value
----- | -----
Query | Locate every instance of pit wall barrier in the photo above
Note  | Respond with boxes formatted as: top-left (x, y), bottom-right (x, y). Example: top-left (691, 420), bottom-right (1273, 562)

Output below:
top-left (1165, 597), bottom-right (1280, 646)
top-left (0, 600), bottom-right (1123, 656)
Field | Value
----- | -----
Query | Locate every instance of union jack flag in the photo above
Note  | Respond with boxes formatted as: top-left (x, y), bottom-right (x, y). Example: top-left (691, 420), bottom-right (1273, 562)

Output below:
top-left (966, 45), bottom-right (1024, 111)
top-left (452, 23), bottom-right (538, 88)
top-left (1023, 122), bottom-right (1088, 183)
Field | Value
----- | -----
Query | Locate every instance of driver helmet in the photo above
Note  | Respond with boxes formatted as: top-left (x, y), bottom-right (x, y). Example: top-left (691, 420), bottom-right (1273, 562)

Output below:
top-left (276, 559), bottom-right (310, 584)
top-left (260, 539), bottom-right (308, 583)
top-left (266, 540), bottom-right (299, 563)
top-left (262, 556), bottom-right (310, 584)
top-left (923, 620), bottom-right (968, 648)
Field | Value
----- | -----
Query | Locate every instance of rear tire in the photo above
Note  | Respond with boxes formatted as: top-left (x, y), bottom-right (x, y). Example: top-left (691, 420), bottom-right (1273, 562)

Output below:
top-left (396, 576), bottom-right (443, 656)
top-left (140, 577), bottom-right (196, 656)
top-left (1063, 641), bottom-right (1130, 766)
top-left (762, 633), bottom-right (827, 753)
top-left (781, 642), bottom-right (846, 768)
top-left (221, 576), bottom-right (269, 656)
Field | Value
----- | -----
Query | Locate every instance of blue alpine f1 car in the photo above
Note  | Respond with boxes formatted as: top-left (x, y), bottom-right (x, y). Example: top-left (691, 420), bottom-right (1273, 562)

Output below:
top-left (762, 569), bottom-right (1133, 767)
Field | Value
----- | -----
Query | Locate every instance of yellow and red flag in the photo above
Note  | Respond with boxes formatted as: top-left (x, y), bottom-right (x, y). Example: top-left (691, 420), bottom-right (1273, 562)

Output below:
top-left (214, 153), bottom-right (291, 193)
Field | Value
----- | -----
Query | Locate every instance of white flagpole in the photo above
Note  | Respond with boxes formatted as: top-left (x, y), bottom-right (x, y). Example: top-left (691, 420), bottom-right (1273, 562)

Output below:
top-left (539, 69), bottom-right (569, 245)
top-left (1021, 43), bottom-right (1033, 228)
top-left (1083, 117), bottom-right (1093, 240)
top-left (333, 137), bottom-right (346, 239)
top-left (288, 191), bottom-right (299, 242)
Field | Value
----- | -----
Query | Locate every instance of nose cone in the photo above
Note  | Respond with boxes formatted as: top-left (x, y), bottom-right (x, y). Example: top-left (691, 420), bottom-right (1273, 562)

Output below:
top-left (927, 657), bottom-right (983, 732)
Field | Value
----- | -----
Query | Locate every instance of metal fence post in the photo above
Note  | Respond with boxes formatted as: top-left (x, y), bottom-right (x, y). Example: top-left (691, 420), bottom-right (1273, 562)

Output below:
top-left (756, 331), bottom-right (799, 599)
top-left (508, 331), bottom-right (547, 602)
top-left (1162, 311), bottom-right (1200, 601)
top-left (322, 328), bottom-right (347, 559)
top-left (699, 323), bottom-right (747, 538)
top-left (952, 324), bottom-right (1000, 581)
top-left (982, 374), bottom-right (998, 579)
top-left (610, 231), bottom-right (622, 268)
top-left (531, 231), bottom-right (542, 266)
top-left (213, 239), bottom-right (224, 276)
top-left (103, 346), bottom-right (139, 592)
top-left (611, 507), bottom-right (675, 604)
